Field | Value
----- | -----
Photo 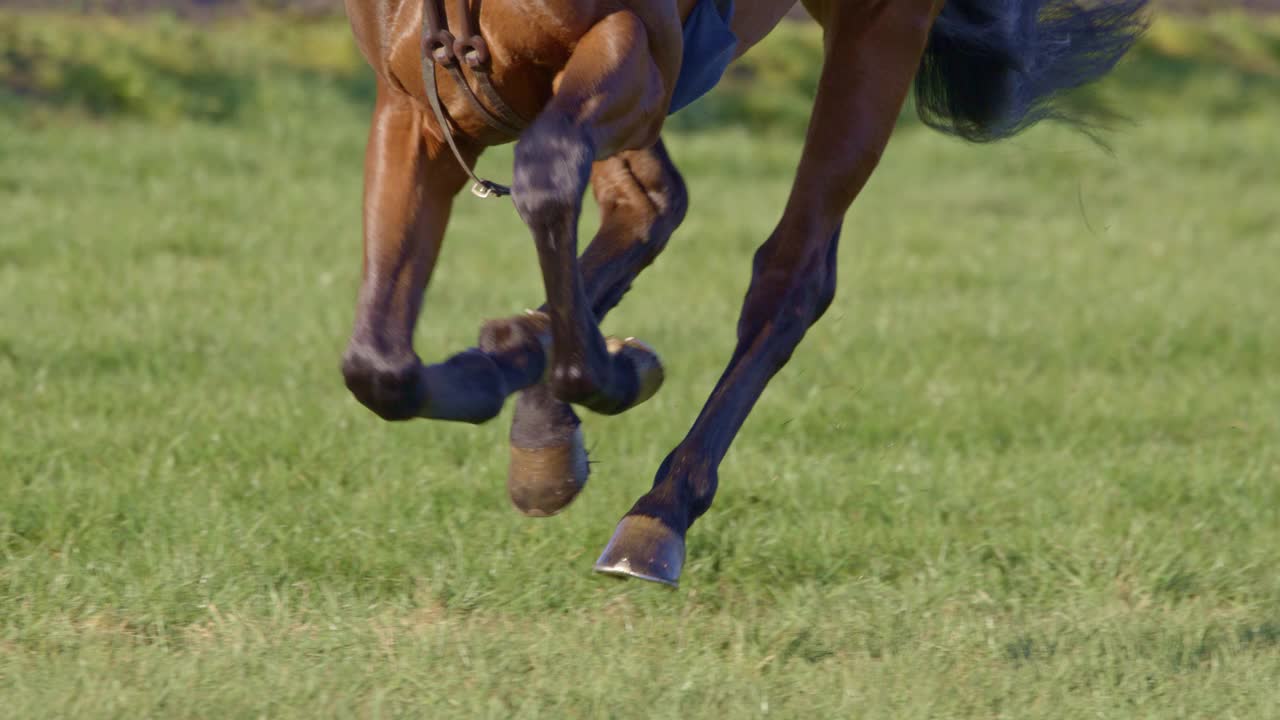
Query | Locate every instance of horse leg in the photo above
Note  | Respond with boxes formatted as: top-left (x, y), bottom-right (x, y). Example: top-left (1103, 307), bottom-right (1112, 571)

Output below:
top-left (508, 10), bottom-right (679, 423)
top-left (594, 0), bottom-right (943, 586)
top-left (481, 140), bottom-right (687, 516)
top-left (341, 81), bottom-right (544, 424)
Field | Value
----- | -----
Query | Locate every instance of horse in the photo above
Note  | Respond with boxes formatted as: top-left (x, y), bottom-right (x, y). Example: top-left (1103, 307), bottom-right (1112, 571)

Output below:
top-left (339, 0), bottom-right (1150, 587)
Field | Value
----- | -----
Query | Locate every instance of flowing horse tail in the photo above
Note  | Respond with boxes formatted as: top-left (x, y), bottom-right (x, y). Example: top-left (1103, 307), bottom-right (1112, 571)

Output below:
top-left (914, 0), bottom-right (1151, 142)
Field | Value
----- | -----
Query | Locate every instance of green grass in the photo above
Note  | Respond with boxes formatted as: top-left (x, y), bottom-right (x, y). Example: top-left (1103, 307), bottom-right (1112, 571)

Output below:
top-left (3, 13), bottom-right (1280, 719)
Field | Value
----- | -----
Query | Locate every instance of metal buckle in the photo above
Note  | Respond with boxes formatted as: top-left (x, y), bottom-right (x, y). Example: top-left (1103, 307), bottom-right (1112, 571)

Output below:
top-left (471, 182), bottom-right (496, 199)
top-left (454, 36), bottom-right (491, 68)
top-left (427, 30), bottom-right (459, 67)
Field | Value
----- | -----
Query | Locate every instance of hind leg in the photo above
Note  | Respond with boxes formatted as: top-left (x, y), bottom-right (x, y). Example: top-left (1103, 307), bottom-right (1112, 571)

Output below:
top-left (595, 0), bottom-right (942, 586)
top-left (484, 139), bottom-right (687, 516)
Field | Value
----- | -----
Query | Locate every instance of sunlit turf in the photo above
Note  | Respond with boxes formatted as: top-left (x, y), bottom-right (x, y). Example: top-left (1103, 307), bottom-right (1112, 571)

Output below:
top-left (2, 16), bottom-right (1279, 719)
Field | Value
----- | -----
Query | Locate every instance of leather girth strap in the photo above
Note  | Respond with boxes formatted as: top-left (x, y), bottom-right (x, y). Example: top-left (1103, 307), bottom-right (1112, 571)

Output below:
top-left (421, 0), bottom-right (528, 199)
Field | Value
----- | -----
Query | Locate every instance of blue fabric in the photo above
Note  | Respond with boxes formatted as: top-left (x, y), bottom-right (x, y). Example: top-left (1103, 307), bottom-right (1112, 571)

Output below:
top-left (669, 0), bottom-right (738, 115)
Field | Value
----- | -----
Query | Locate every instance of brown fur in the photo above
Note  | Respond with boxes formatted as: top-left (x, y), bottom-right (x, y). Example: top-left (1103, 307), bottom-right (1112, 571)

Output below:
top-left (340, 0), bottom-right (943, 585)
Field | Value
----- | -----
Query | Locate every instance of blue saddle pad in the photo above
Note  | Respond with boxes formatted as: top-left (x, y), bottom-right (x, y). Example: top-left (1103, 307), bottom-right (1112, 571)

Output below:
top-left (669, 0), bottom-right (738, 115)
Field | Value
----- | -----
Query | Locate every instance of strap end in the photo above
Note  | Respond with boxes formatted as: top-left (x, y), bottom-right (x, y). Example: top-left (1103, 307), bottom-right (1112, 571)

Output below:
top-left (471, 181), bottom-right (511, 199)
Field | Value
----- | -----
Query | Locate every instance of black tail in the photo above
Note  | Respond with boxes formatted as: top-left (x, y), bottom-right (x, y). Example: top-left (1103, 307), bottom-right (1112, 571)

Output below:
top-left (914, 0), bottom-right (1151, 142)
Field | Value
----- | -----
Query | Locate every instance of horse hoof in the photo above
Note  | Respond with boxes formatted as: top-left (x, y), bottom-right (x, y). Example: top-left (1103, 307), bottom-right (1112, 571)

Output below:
top-left (593, 515), bottom-right (684, 588)
top-left (478, 311), bottom-right (550, 374)
top-left (507, 426), bottom-right (589, 517)
top-left (606, 336), bottom-right (665, 410)
top-left (418, 349), bottom-right (508, 424)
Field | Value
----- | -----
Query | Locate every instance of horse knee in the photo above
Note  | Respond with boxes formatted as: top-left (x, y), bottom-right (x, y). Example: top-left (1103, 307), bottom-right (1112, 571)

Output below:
top-left (625, 143), bottom-right (689, 245)
top-left (667, 169), bottom-right (689, 226)
top-left (641, 159), bottom-right (687, 256)
top-left (813, 232), bottom-right (840, 321)
top-left (341, 346), bottom-right (425, 421)
top-left (737, 241), bottom-right (841, 359)
top-left (512, 117), bottom-right (594, 227)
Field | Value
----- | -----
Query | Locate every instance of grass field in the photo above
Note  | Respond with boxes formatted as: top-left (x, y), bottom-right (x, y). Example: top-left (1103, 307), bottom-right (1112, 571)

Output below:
top-left (3, 12), bottom-right (1280, 719)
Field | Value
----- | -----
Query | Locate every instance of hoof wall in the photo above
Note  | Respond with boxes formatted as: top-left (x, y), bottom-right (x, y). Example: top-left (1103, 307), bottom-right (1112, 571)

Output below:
top-left (478, 311), bottom-right (550, 359)
top-left (507, 427), bottom-right (589, 517)
top-left (606, 337), bottom-right (665, 410)
top-left (593, 515), bottom-right (684, 588)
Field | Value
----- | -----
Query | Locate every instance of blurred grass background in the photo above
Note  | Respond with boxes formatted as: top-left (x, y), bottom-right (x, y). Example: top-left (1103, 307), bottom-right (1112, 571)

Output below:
top-left (3, 3), bottom-right (1280, 127)
top-left (2, 2), bottom-right (1279, 718)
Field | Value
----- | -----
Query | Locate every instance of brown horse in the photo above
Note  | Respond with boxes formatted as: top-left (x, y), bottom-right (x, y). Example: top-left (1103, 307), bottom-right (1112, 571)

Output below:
top-left (340, 0), bottom-right (1149, 586)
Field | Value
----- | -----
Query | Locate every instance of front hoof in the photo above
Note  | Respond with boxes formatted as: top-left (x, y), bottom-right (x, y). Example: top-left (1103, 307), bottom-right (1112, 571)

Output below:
top-left (508, 426), bottom-right (589, 517)
top-left (418, 350), bottom-right (507, 424)
top-left (478, 310), bottom-right (550, 364)
top-left (593, 515), bottom-right (685, 588)
top-left (606, 337), bottom-right (665, 410)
